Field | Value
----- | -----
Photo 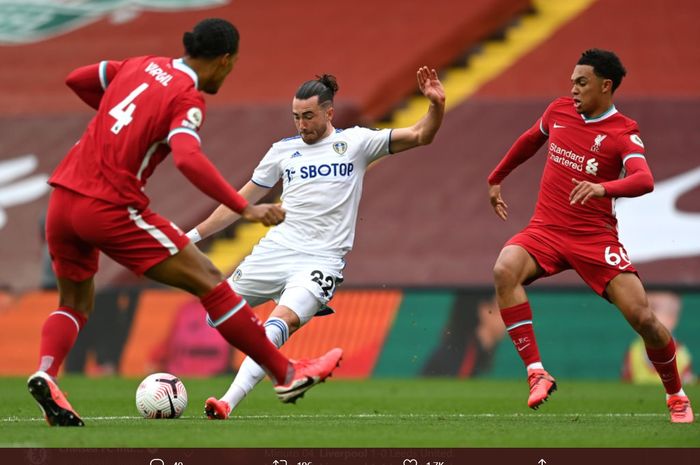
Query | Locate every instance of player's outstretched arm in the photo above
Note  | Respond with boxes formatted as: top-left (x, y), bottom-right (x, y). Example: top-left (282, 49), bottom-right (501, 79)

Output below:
top-left (188, 181), bottom-right (273, 243)
top-left (389, 66), bottom-right (446, 154)
top-left (487, 121), bottom-right (548, 186)
top-left (486, 121), bottom-right (547, 220)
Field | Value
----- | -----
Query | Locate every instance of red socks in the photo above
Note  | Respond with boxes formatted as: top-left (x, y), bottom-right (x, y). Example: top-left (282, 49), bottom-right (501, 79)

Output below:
top-left (500, 302), bottom-right (541, 366)
top-left (38, 306), bottom-right (87, 377)
top-left (201, 281), bottom-right (289, 384)
top-left (501, 301), bottom-right (683, 396)
top-left (646, 339), bottom-right (682, 395)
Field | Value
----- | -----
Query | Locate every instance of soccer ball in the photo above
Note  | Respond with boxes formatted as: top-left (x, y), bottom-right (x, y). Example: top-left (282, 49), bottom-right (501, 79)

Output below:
top-left (135, 372), bottom-right (188, 419)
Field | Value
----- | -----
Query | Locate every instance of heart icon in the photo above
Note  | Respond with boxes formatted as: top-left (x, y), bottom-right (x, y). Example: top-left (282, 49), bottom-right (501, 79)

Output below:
top-left (403, 460), bottom-right (418, 465)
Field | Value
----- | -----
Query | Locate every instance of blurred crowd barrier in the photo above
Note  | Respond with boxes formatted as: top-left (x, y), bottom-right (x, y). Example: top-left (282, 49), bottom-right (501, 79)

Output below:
top-left (2, 287), bottom-right (697, 380)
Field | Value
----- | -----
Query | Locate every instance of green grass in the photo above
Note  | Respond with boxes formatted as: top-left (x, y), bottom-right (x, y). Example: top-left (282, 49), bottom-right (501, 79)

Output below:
top-left (0, 376), bottom-right (698, 447)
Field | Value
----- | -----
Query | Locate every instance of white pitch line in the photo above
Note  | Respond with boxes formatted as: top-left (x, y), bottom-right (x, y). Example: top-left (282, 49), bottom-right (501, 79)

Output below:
top-left (1, 412), bottom-right (667, 423)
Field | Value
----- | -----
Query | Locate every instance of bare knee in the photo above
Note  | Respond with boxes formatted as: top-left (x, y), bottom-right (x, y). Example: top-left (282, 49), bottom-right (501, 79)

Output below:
top-left (493, 261), bottom-right (520, 292)
top-left (493, 246), bottom-right (537, 293)
top-left (627, 305), bottom-right (663, 338)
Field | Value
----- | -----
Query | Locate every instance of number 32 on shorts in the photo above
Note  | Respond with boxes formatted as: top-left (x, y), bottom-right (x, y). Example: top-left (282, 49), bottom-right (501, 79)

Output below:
top-left (310, 270), bottom-right (341, 298)
top-left (604, 246), bottom-right (632, 270)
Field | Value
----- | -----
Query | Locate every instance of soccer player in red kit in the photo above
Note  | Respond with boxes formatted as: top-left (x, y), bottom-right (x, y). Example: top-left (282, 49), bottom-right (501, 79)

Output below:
top-left (28, 18), bottom-right (342, 427)
top-left (487, 49), bottom-right (693, 423)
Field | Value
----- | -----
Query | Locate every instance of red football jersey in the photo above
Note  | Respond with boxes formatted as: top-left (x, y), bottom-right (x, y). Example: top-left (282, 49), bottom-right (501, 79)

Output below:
top-left (49, 56), bottom-right (206, 210)
top-left (533, 97), bottom-right (646, 232)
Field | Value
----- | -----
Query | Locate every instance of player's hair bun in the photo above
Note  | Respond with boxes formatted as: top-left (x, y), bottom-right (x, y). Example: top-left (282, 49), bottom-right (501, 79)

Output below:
top-left (183, 18), bottom-right (239, 59)
top-left (318, 74), bottom-right (339, 97)
top-left (295, 73), bottom-right (339, 105)
top-left (182, 31), bottom-right (199, 55)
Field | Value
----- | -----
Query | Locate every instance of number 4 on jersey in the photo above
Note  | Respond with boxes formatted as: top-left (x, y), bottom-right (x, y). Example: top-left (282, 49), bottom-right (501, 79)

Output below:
top-left (108, 83), bottom-right (149, 134)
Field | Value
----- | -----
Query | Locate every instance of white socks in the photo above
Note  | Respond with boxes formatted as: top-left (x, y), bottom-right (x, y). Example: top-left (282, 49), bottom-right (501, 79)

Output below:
top-left (667, 388), bottom-right (686, 400)
top-left (220, 317), bottom-right (289, 408)
top-left (526, 362), bottom-right (544, 371)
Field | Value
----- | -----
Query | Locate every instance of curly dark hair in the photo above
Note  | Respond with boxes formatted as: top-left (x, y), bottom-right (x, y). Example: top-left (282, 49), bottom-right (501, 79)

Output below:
top-left (577, 49), bottom-right (627, 93)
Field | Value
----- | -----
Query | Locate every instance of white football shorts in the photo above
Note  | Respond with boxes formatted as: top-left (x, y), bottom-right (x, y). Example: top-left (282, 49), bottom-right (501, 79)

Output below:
top-left (227, 237), bottom-right (345, 322)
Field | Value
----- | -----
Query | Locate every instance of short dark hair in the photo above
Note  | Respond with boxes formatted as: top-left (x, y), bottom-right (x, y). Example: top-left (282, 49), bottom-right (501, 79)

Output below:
top-left (295, 74), bottom-right (339, 106)
top-left (183, 18), bottom-right (239, 59)
top-left (577, 48), bottom-right (627, 93)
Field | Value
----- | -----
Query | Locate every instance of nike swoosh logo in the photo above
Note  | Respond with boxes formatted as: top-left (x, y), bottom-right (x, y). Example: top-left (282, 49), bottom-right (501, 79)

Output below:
top-left (294, 376), bottom-right (316, 390)
top-left (517, 344), bottom-right (531, 352)
top-left (619, 263), bottom-right (631, 270)
top-left (279, 376), bottom-right (316, 393)
top-left (553, 123), bottom-right (566, 128)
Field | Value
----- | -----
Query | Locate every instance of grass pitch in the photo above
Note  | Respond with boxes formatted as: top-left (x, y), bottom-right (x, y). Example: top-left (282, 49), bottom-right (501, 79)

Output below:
top-left (0, 376), bottom-right (697, 447)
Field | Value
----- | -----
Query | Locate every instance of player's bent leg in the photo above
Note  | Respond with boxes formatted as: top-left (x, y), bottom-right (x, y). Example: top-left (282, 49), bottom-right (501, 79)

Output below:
top-left (27, 372), bottom-right (84, 427)
top-left (493, 246), bottom-right (555, 409)
top-left (607, 273), bottom-right (692, 423)
top-left (210, 291), bottom-right (329, 416)
top-left (151, 248), bottom-right (342, 405)
top-left (208, 316), bottom-right (292, 418)
top-left (276, 286), bottom-right (323, 330)
top-left (606, 273), bottom-right (670, 347)
top-left (29, 277), bottom-right (92, 426)
top-left (146, 245), bottom-right (291, 384)
top-left (271, 289), bottom-right (344, 403)
top-left (493, 245), bottom-right (541, 308)
top-left (144, 242), bottom-right (224, 297)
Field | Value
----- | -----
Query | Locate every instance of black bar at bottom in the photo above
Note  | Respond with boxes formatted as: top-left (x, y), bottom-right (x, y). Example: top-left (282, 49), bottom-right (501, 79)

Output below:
top-left (3, 448), bottom-right (699, 465)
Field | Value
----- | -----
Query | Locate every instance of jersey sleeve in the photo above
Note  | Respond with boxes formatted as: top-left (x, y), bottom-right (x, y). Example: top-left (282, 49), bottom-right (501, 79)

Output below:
top-left (618, 123), bottom-right (646, 161)
top-left (600, 124), bottom-right (653, 198)
top-left (487, 99), bottom-right (553, 184)
top-left (538, 98), bottom-right (560, 137)
top-left (97, 60), bottom-right (124, 91)
top-left (354, 127), bottom-right (392, 163)
top-left (65, 60), bottom-right (124, 109)
top-left (251, 145), bottom-right (281, 188)
top-left (166, 91), bottom-right (206, 146)
top-left (487, 119), bottom-right (548, 185)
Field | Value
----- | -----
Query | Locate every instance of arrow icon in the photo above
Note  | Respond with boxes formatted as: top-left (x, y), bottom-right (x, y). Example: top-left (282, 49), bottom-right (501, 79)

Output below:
top-left (538, 459), bottom-right (547, 465)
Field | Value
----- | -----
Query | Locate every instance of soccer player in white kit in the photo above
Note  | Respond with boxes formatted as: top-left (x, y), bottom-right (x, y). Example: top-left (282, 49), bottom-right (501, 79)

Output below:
top-left (187, 66), bottom-right (445, 419)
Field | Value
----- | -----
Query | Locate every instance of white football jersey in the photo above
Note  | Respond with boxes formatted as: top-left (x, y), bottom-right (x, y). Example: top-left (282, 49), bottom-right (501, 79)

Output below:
top-left (251, 126), bottom-right (392, 257)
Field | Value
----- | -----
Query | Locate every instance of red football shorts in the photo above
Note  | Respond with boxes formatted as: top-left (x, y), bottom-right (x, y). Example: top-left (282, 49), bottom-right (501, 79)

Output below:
top-left (46, 187), bottom-right (190, 281)
top-left (505, 223), bottom-right (638, 297)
